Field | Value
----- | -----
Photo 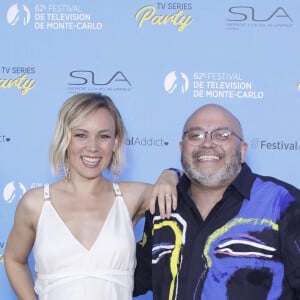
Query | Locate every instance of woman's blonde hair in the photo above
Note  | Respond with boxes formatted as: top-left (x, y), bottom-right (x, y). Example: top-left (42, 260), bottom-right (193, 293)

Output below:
top-left (49, 93), bottom-right (126, 178)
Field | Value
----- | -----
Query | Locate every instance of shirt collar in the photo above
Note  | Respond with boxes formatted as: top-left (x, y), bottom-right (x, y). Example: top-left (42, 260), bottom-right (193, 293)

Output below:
top-left (227, 163), bottom-right (255, 200)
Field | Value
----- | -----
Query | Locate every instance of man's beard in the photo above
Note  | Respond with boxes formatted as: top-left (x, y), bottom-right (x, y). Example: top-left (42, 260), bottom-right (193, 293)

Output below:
top-left (181, 148), bottom-right (242, 188)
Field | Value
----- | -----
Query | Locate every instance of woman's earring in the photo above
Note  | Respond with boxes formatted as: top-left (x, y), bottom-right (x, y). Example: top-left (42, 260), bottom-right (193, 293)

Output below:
top-left (64, 165), bottom-right (71, 182)
top-left (112, 163), bottom-right (119, 181)
top-left (111, 153), bottom-right (119, 182)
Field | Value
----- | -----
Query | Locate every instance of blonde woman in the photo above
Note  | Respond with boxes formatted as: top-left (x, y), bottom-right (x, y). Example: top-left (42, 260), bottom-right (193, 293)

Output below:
top-left (5, 93), bottom-right (178, 300)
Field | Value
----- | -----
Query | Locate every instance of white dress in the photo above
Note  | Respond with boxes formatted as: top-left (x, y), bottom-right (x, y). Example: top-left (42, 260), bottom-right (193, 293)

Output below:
top-left (33, 183), bottom-right (136, 300)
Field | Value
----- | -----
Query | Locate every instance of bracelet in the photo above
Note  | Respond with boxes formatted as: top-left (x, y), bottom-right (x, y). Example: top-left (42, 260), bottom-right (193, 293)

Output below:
top-left (167, 168), bottom-right (182, 180)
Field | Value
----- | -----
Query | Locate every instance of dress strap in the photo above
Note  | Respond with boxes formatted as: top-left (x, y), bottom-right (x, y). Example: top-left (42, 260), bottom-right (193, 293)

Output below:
top-left (43, 184), bottom-right (51, 201)
top-left (112, 182), bottom-right (122, 196)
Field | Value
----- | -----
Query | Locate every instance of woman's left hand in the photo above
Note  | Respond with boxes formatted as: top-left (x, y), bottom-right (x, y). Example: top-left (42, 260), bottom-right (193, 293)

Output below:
top-left (149, 169), bottom-right (180, 219)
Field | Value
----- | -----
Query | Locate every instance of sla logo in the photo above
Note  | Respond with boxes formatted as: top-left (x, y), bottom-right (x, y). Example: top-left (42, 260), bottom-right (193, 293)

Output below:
top-left (3, 181), bottom-right (26, 204)
top-left (7, 4), bottom-right (31, 26)
top-left (164, 71), bottom-right (189, 94)
top-left (227, 6), bottom-right (292, 23)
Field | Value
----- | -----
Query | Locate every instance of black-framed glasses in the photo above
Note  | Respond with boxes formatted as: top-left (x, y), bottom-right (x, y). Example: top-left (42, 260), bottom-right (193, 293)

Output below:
top-left (183, 128), bottom-right (243, 146)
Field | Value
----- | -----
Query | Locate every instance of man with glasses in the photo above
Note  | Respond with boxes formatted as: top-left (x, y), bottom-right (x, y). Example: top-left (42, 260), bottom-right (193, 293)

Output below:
top-left (134, 104), bottom-right (300, 299)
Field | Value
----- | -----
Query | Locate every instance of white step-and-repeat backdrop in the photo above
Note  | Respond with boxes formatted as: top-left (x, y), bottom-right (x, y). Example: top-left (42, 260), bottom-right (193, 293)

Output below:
top-left (1, 1), bottom-right (299, 299)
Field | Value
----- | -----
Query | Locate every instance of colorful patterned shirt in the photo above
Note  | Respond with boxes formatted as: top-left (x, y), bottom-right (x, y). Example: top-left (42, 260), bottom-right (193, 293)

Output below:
top-left (134, 163), bottom-right (300, 299)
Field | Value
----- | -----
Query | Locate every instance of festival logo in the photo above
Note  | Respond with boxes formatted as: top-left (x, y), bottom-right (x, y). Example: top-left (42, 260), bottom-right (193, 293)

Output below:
top-left (250, 138), bottom-right (300, 151)
top-left (226, 6), bottom-right (293, 30)
top-left (164, 70), bottom-right (265, 100)
top-left (6, 3), bottom-right (103, 31)
top-left (67, 70), bottom-right (132, 93)
top-left (164, 71), bottom-right (189, 94)
top-left (135, 2), bottom-right (193, 32)
top-left (3, 181), bottom-right (26, 204)
top-left (7, 4), bottom-right (31, 26)
top-left (192, 71), bottom-right (264, 100)
top-left (34, 4), bottom-right (103, 30)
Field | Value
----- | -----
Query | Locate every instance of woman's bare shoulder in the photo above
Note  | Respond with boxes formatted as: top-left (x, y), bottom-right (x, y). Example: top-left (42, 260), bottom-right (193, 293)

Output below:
top-left (17, 185), bottom-right (47, 216)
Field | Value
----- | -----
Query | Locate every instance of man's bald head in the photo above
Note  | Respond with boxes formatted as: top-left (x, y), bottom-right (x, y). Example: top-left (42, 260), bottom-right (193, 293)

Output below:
top-left (182, 104), bottom-right (244, 140)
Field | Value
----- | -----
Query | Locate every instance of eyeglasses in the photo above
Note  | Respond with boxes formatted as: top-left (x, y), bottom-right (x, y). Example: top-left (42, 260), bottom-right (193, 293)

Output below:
top-left (183, 128), bottom-right (243, 146)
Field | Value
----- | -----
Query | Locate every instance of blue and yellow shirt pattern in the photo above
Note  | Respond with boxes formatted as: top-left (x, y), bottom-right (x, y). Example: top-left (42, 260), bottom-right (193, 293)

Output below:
top-left (134, 164), bottom-right (300, 300)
